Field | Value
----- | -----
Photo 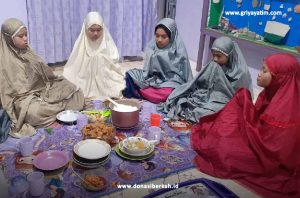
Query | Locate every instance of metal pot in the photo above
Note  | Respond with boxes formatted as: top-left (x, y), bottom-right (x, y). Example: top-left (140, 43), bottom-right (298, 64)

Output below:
top-left (109, 99), bottom-right (141, 128)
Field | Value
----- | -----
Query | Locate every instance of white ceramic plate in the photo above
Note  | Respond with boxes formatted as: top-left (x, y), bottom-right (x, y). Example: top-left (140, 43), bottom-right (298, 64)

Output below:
top-left (56, 110), bottom-right (80, 123)
top-left (119, 141), bottom-right (155, 157)
top-left (73, 139), bottom-right (111, 160)
top-left (9, 128), bottom-right (37, 138)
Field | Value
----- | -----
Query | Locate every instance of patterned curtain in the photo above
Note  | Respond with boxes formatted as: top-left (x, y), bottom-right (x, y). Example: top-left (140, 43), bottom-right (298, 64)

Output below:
top-left (26, 0), bottom-right (157, 64)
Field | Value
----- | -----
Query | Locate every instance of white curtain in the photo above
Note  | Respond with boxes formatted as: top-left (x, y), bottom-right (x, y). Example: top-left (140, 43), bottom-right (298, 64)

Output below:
top-left (26, 0), bottom-right (157, 63)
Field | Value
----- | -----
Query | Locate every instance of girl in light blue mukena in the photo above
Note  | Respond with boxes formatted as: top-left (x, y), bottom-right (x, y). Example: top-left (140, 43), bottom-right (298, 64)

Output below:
top-left (158, 36), bottom-right (253, 123)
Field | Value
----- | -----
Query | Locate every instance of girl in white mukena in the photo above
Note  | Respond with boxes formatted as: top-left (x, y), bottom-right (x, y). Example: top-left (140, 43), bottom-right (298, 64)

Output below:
top-left (63, 11), bottom-right (125, 100)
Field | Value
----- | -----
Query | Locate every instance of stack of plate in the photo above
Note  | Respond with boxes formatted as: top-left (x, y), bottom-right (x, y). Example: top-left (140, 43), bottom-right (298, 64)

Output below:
top-left (73, 139), bottom-right (111, 168)
top-left (115, 137), bottom-right (155, 161)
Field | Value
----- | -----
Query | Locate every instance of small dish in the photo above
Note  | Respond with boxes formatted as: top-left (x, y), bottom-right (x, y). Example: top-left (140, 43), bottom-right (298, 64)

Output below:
top-left (119, 141), bottom-right (154, 157)
top-left (82, 175), bottom-right (107, 191)
top-left (73, 139), bottom-right (111, 160)
top-left (56, 110), bottom-right (80, 123)
top-left (122, 137), bottom-right (151, 155)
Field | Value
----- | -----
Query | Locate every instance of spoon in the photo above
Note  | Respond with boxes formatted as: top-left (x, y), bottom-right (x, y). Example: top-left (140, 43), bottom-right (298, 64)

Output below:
top-left (106, 97), bottom-right (121, 107)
